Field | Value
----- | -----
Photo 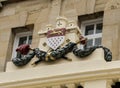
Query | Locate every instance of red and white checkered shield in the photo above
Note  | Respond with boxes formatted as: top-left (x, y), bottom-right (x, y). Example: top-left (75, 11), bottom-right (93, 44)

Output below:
top-left (47, 28), bottom-right (66, 50)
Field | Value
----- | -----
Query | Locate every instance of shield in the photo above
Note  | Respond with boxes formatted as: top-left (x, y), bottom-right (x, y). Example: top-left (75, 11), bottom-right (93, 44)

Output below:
top-left (47, 28), bottom-right (66, 50)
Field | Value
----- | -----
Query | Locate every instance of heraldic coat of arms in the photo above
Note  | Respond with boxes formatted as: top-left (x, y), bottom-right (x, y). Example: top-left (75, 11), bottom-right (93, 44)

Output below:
top-left (46, 28), bottom-right (66, 50)
top-left (12, 16), bottom-right (112, 67)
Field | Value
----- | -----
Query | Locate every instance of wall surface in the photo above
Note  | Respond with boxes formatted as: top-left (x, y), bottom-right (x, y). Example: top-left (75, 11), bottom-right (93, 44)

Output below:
top-left (0, 0), bottom-right (119, 82)
top-left (0, 0), bottom-right (120, 88)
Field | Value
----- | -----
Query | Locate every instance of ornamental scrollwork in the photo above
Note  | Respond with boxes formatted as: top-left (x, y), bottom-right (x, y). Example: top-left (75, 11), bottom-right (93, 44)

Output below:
top-left (12, 35), bottom-right (112, 67)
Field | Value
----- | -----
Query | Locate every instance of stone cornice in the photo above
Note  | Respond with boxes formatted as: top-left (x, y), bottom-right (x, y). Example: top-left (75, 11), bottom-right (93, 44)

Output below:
top-left (0, 60), bottom-right (120, 88)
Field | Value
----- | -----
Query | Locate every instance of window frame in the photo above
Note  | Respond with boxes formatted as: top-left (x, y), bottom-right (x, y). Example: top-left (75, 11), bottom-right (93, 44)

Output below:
top-left (11, 32), bottom-right (32, 58)
top-left (81, 18), bottom-right (103, 48)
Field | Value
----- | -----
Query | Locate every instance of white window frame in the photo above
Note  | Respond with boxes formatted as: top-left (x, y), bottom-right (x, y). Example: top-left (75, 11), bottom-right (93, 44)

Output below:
top-left (81, 18), bottom-right (103, 47)
top-left (12, 32), bottom-right (32, 58)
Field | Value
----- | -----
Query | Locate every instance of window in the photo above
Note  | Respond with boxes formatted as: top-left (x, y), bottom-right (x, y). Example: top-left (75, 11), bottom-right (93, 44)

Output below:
top-left (12, 32), bottom-right (32, 58)
top-left (81, 18), bottom-right (103, 48)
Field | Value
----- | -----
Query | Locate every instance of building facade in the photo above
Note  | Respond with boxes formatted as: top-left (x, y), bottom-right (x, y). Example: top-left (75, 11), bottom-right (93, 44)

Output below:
top-left (0, 0), bottom-right (120, 88)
